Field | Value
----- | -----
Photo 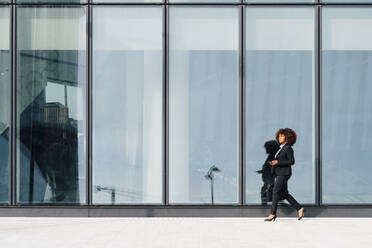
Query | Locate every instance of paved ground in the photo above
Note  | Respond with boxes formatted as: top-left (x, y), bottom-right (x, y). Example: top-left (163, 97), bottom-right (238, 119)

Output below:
top-left (0, 217), bottom-right (371, 248)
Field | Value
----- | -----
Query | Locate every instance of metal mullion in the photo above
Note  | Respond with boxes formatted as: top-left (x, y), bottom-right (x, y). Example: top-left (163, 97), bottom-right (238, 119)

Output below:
top-left (314, 4), bottom-right (320, 206)
top-left (164, 3), bottom-right (169, 206)
top-left (240, 0), bottom-right (245, 208)
top-left (317, 5), bottom-right (322, 206)
top-left (86, 2), bottom-right (92, 207)
top-left (239, 5), bottom-right (245, 206)
top-left (315, 0), bottom-right (320, 202)
top-left (10, 0), bottom-right (16, 206)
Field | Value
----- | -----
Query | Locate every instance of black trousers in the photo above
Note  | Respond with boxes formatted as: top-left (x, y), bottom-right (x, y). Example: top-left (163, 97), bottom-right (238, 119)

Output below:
top-left (270, 175), bottom-right (302, 215)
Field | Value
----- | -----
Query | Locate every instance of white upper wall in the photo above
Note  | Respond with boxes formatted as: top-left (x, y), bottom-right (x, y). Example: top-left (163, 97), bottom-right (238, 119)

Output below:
top-left (93, 7), bottom-right (162, 50)
top-left (246, 8), bottom-right (314, 51)
top-left (323, 8), bottom-right (372, 50)
top-left (5, 7), bottom-right (372, 51)
top-left (170, 7), bottom-right (239, 51)
top-left (17, 7), bottom-right (86, 50)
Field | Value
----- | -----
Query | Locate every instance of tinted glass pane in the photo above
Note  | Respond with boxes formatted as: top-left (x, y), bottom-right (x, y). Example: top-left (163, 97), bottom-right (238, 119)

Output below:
top-left (94, 0), bottom-right (161, 3)
top-left (245, 7), bottom-right (315, 204)
top-left (16, 7), bottom-right (86, 204)
top-left (246, 0), bottom-right (313, 2)
top-left (0, 7), bottom-right (10, 204)
top-left (17, 0), bottom-right (85, 3)
top-left (169, 7), bottom-right (239, 204)
top-left (322, 7), bottom-right (372, 204)
top-left (171, 0), bottom-right (238, 3)
top-left (92, 7), bottom-right (163, 204)
top-left (324, 0), bottom-right (372, 3)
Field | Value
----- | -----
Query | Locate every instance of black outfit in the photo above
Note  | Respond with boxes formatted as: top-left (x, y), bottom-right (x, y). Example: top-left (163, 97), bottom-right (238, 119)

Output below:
top-left (257, 140), bottom-right (280, 204)
top-left (270, 143), bottom-right (302, 215)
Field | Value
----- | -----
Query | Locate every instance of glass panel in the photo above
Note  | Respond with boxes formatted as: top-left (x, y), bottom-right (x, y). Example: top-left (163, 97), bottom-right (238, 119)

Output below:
top-left (0, 7), bottom-right (10, 204)
top-left (16, 7), bottom-right (86, 204)
top-left (322, 7), bottom-right (372, 204)
top-left (169, 7), bottom-right (239, 204)
top-left (94, 0), bottom-right (161, 3)
top-left (245, 0), bottom-right (313, 3)
top-left (245, 7), bottom-right (315, 204)
top-left (17, 0), bottom-right (85, 3)
top-left (92, 7), bottom-right (163, 204)
top-left (171, 0), bottom-right (238, 3)
top-left (324, 0), bottom-right (372, 3)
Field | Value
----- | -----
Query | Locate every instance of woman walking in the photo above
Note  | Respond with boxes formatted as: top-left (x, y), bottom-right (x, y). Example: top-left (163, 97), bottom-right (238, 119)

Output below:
top-left (264, 128), bottom-right (305, 221)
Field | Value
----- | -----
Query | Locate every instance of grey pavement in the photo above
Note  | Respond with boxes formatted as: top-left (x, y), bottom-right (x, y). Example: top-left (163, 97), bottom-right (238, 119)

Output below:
top-left (0, 217), bottom-right (370, 248)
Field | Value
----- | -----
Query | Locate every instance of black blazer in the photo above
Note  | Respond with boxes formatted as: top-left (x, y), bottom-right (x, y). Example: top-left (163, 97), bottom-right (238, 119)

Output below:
top-left (271, 143), bottom-right (295, 176)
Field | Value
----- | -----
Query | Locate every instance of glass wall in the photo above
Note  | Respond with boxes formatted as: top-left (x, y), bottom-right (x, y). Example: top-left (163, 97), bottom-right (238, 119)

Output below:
top-left (0, 6), bottom-right (9, 204)
top-left (16, 7), bottom-right (87, 204)
top-left (245, 7), bottom-right (315, 204)
top-left (92, 7), bottom-right (163, 204)
top-left (0, 2), bottom-right (370, 208)
top-left (169, 7), bottom-right (239, 204)
top-left (322, 7), bottom-right (372, 204)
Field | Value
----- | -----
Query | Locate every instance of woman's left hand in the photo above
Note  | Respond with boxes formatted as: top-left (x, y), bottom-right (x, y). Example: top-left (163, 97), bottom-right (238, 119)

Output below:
top-left (270, 160), bottom-right (278, 166)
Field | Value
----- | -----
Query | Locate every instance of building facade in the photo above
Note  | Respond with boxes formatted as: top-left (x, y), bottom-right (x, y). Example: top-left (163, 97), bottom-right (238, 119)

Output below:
top-left (0, 0), bottom-right (371, 217)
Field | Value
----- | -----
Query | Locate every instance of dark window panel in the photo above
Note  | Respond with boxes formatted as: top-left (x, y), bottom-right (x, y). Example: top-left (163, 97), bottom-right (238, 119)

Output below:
top-left (16, 0), bottom-right (86, 3)
top-left (16, 7), bottom-right (87, 204)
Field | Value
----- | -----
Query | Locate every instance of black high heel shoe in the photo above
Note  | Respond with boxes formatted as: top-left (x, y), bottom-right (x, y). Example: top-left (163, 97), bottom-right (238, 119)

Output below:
top-left (264, 215), bottom-right (277, 221)
top-left (298, 208), bottom-right (305, 220)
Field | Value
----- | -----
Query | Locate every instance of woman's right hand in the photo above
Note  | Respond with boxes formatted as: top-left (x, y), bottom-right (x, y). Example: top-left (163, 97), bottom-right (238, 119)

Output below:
top-left (270, 160), bottom-right (278, 166)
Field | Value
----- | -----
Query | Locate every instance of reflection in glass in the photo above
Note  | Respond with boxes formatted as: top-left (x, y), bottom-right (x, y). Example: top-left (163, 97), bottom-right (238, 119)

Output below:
top-left (92, 7), bottom-right (163, 204)
top-left (17, 0), bottom-right (85, 3)
top-left (0, 7), bottom-right (10, 203)
top-left (322, 8), bottom-right (372, 204)
top-left (245, 0), bottom-right (313, 2)
top-left (170, 0), bottom-right (238, 3)
top-left (16, 7), bottom-right (86, 204)
top-left (324, 0), bottom-right (372, 3)
top-left (169, 7), bottom-right (239, 204)
top-left (245, 7), bottom-right (315, 204)
top-left (94, 0), bottom-right (160, 3)
top-left (256, 140), bottom-right (280, 204)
